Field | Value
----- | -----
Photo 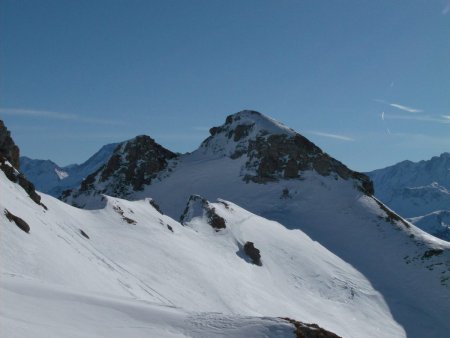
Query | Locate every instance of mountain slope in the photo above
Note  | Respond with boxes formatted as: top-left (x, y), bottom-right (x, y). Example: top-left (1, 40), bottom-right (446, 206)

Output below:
top-left (367, 153), bottom-right (450, 240)
top-left (3, 165), bottom-right (399, 337)
top-left (64, 110), bottom-right (450, 338)
top-left (4, 277), bottom-right (333, 338)
top-left (19, 142), bottom-right (118, 197)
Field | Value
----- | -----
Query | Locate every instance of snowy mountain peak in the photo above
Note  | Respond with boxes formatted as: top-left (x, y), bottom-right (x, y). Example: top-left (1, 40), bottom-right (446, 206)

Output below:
top-left (63, 134), bottom-right (177, 207)
top-left (200, 110), bottom-right (295, 158)
top-left (199, 111), bottom-right (373, 193)
top-left (367, 152), bottom-right (450, 240)
top-left (222, 110), bottom-right (295, 136)
top-left (63, 111), bottom-right (374, 209)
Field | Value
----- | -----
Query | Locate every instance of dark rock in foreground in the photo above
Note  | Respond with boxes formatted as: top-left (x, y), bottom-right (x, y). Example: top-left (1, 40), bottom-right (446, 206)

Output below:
top-left (281, 317), bottom-right (342, 338)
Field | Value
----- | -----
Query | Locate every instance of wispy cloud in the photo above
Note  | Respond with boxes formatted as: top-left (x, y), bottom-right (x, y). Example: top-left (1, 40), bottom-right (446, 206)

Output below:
top-left (443, 3), bottom-right (450, 15)
top-left (373, 99), bottom-right (423, 113)
top-left (0, 108), bottom-right (77, 120)
top-left (309, 131), bottom-right (354, 141)
top-left (0, 107), bottom-right (123, 125)
top-left (389, 103), bottom-right (423, 113)
top-left (384, 114), bottom-right (450, 124)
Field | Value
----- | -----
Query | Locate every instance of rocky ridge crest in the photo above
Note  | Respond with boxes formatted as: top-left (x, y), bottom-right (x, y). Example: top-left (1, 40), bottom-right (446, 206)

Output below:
top-left (201, 110), bottom-right (373, 194)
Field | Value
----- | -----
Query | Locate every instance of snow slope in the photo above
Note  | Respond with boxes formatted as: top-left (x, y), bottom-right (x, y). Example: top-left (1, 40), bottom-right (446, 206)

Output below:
top-left (367, 153), bottom-right (450, 240)
top-left (65, 110), bottom-right (450, 338)
top-left (1, 165), bottom-right (403, 338)
top-left (1, 277), bottom-right (303, 338)
top-left (19, 142), bottom-right (117, 197)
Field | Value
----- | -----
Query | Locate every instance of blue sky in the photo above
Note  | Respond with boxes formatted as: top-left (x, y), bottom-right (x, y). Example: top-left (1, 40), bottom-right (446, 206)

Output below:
top-left (1, 0), bottom-right (449, 171)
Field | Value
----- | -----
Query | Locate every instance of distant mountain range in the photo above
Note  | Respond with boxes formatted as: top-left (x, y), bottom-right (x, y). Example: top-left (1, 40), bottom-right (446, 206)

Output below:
top-left (19, 142), bottom-right (118, 197)
top-left (367, 153), bottom-right (450, 241)
top-left (4, 111), bottom-right (450, 338)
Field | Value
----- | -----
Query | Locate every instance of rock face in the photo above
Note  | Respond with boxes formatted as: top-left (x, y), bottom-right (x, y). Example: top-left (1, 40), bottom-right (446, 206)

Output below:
top-left (64, 110), bottom-right (373, 210)
top-left (180, 195), bottom-right (227, 232)
top-left (201, 111), bottom-right (373, 194)
top-left (63, 136), bottom-right (176, 206)
top-left (0, 121), bottom-right (43, 207)
top-left (243, 241), bottom-right (262, 265)
top-left (282, 318), bottom-right (342, 338)
top-left (0, 120), bottom-right (20, 169)
top-left (4, 209), bottom-right (30, 233)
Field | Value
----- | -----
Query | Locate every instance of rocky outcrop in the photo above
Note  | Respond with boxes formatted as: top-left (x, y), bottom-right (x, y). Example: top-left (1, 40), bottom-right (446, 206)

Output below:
top-left (0, 120), bottom-right (20, 169)
top-left (180, 195), bottom-right (226, 231)
top-left (243, 241), bottom-right (261, 266)
top-left (0, 121), bottom-right (44, 208)
top-left (201, 111), bottom-right (374, 195)
top-left (80, 229), bottom-right (90, 239)
top-left (281, 318), bottom-right (342, 338)
top-left (65, 135), bottom-right (177, 203)
top-left (244, 132), bottom-right (373, 195)
top-left (4, 209), bottom-right (30, 233)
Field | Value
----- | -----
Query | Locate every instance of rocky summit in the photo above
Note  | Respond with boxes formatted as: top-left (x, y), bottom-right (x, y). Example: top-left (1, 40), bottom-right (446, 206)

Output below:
top-left (63, 111), bottom-right (373, 209)
top-left (202, 110), bottom-right (373, 193)
top-left (62, 135), bottom-right (176, 206)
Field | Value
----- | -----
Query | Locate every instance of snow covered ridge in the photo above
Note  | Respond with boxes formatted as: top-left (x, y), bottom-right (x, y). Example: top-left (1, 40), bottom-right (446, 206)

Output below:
top-left (63, 110), bottom-right (373, 208)
top-left (2, 169), bottom-right (371, 337)
top-left (367, 152), bottom-right (450, 240)
top-left (62, 135), bottom-right (177, 206)
top-left (3, 116), bottom-right (450, 337)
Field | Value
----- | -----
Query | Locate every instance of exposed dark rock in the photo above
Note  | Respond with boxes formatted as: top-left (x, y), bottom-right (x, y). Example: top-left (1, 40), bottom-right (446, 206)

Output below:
top-left (122, 216), bottom-right (137, 224)
top-left (0, 157), bottom-right (45, 208)
top-left (113, 205), bottom-right (137, 224)
top-left (80, 229), bottom-right (90, 239)
top-left (206, 207), bottom-right (226, 231)
top-left (0, 120), bottom-right (20, 169)
top-left (66, 135), bottom-right (177, 203)
top-left (373, 198), bottom-right (410, 229)
top-left (422, 249), bottom-right (444, 259)
top-left (179, 195), bottom-right (208, 224)
top-left (0, 121), bottom-right (45, 209)
top-left (149, 199), bottom-right (163, 214)
top-left (233, 123), bottom-right (254, 142)
top-left (209, 126), bottom-right (223, 136)
top-left (218, 200), bottom-right (230, 209)
top-left (203, 112), bottom-right (374, 195)
top-left (4, 209), bottom-right (30, 233)
top-left (243, 133), bottom-right (372, 195)
top-left (281, 188), bottom-right (291, 199)
top-left (281, 317), bottom-right (342, 338)
top-left (284, 159), bottom-right (299, 178)
top-left (180, 195), bottom-right (226, 231)
top-left (17, 173), bottom-right (44, 207)
top-left (167, 224), bottom-right (173, 232)
top-left (244, 241), bottom-right (261, 266)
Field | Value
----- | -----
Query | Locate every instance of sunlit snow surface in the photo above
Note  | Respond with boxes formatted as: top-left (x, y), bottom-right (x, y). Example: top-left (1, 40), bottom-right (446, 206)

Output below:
top-left (23, 110), bottom-right (450, 337)
top-left (1, 168), bottom-right (406, 338)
